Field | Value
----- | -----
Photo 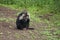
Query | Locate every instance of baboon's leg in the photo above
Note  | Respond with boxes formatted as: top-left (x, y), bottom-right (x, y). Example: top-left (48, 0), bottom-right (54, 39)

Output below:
top-left (17, 23), bottom-right (23, 30)
top-left (26, 20), bottom-right (30, 29)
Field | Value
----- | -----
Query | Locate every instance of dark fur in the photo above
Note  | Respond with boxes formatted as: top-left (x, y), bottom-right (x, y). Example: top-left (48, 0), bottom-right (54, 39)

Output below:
top-left (16, 11), bottom-right (30, 30)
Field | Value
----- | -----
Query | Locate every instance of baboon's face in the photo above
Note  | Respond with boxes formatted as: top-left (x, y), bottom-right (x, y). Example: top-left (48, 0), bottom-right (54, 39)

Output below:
top-left (23, 13), bottom-right (29, 21)
top-left (19, 12), bottom-right (29, 21)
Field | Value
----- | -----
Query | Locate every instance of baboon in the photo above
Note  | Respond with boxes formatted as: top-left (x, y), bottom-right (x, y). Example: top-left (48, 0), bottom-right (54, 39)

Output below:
top-left (16, 10), bottom-right (30, 30)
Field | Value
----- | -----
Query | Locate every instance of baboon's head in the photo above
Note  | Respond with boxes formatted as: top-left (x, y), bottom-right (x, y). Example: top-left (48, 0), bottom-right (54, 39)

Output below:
top-left (23, 13), bottom-right (29, 21)
top-left (19, 10), bottom-right (30, 21)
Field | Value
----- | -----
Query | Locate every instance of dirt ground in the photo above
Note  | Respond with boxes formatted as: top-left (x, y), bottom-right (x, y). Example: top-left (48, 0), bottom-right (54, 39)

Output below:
top-left (0, 6), bottom-right (59, 40)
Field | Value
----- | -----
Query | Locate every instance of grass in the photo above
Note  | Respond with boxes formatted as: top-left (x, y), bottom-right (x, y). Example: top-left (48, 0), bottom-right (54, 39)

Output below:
top-left (0, 17), bottom-right (16, 22)
top-left (50, 13), bottom-right (60, 27)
